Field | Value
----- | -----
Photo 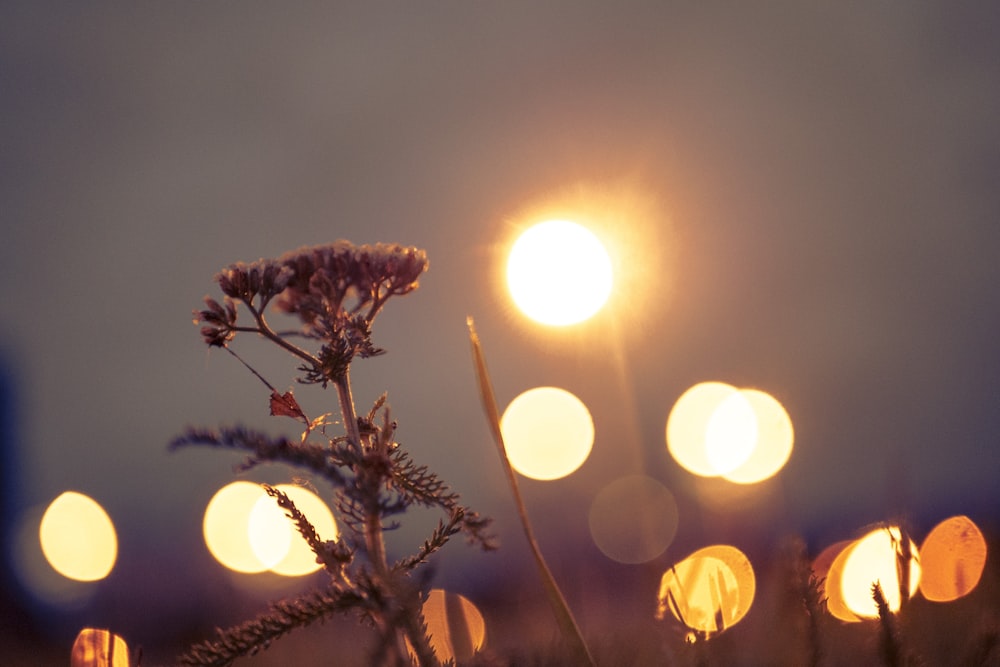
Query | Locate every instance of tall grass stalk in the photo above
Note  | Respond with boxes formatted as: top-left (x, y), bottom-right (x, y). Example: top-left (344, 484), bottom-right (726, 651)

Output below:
top-left (467, 318), bottom-right (597, 667)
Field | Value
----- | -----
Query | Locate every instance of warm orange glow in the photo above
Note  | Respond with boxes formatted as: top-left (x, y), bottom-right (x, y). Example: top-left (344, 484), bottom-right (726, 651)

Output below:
top-left (722, 389), bottom-right (794, 484)
top-left (71, 628), bottom-right (129, 667)
top-left (657, 545), bottom-right (755, 635)
top-left (918, 515), bottom-right (987, 602)
top-left (839, 526), bottom-right (921, 619)
top-left (39, 492), bottom-right (117, 582)
top-left (204, 481), bottom-right (338, 576)
top-left (506, 220), bottom-right (613, 326)
top-left (500, 386), bottom-right (594, 480)
top-left (667, 382), bottom-right (742, 477)
top-left (204, 481), bottom-right (271, 574)
top-left (415, 589), bottom-right (486, 663)
top-left (822, 540), bottom-right (863, 623)
top-left (667, 383), bottom-right (793, 483)
top-left (704, 390), bottom-right (758, 474)
top-left (588, 475), bottom-right (678, 564)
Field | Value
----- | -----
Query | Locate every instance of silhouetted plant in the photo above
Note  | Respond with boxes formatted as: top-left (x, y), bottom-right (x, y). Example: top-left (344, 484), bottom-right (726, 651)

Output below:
top-left (171, 242), bottom-right (495, 666)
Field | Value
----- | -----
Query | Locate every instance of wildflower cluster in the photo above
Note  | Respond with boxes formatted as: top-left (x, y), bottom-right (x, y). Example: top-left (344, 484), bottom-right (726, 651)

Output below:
top-left (176, 242), bottom-right (494, 667)
top-left (198, 242), bottom-right (427, 384)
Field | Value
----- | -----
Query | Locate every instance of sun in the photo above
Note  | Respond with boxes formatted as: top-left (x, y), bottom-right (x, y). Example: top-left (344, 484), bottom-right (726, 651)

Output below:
top-left (506, 219), bottom-right (613, 326)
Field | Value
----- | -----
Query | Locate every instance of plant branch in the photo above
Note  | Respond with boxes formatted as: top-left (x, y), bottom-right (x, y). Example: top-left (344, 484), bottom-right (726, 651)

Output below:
top-left (242, 302), bottom-right (320, 367)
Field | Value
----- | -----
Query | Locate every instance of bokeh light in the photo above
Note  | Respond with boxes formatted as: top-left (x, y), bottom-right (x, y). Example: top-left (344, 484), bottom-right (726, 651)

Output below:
top-left (822, 540), bottom-right (863, 623)
top-left (588, 475), bottom-right (679, 564)
top-left (703, 390), bottom-right (758, 475)
top-left (39, 491), bottom-right (117, 582)
top-left (667, 382), bottom-right (742, 477)
top-left (656, 545), bottom-right (756, 635)
top-left (204, 481), bottom-right (271, 574)
top-left (416, 589), bottom-right (486, 664)
top-left (204, 481), bottom-right (338, 576)
top-left (506, 219), bottom-right (613, 326)
top-left (252, 484), bottom-right (338, 577)
top-left (839, 526), bottom-right (921, 619)
top-left (722, 389), bottom-right (794, 484)
top-left (500, 386), bottom-right (594, 480)
top-left (918, 515), bottom-right (986, 602)
top-left (71, 628), bottom-right (129, 667)
top-left (666, 382), bottom-right (793, 483)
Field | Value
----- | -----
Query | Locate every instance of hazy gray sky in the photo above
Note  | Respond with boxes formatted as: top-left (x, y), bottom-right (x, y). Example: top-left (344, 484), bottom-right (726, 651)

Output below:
top-left (2, 2), bottom-right (999, 651)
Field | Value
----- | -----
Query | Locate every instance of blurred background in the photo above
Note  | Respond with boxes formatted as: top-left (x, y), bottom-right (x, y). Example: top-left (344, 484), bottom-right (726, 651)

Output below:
top-left (2, 3), bottom-right (999, 665)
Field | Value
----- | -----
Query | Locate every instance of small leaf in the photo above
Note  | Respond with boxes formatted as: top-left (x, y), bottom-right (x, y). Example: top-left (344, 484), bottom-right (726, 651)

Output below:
top-left (270, 390), bottom-right (307, 421)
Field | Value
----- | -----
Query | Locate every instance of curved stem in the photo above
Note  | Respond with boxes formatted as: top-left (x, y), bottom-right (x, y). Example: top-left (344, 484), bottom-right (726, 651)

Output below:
top-left (467, 318), bottom-right (596, 667)
top-left (242, 303), bottom-right (320, 367)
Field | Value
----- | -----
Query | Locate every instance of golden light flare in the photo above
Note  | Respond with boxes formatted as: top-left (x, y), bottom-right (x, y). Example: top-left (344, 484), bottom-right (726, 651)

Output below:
top-left (918, 515), bottom-right (986, 602)
top-left (838, 526), bottom-right (921, 619)
top-left (411, 589), bottom-right (486, 664)
top-left (500, 386), bottom-right (594, 480)
top-left (588, 475), bottom-right (679, 564)
top-left (506, 219), bottom-right (613, 326)
top-left (71, 628), bottom-right (129, 667)
top-left (204, 481), bottom-right (271, 574)
top-left (721, 389), bottom-right (794, 484)
top-left (203, 481), bottom-right (338, 576)
top-left (703, 390), bottom-right (757, 475)
top-left (822, 541), bottom-right (864, 623)
top-left (657, 545), bottom-right (756, 636)
top-left (494, 181), bottom-right (671, 345)
top-left (39, 491), bottom-right (117, 582)
top-left (666, 382), bottom-right (793, 482)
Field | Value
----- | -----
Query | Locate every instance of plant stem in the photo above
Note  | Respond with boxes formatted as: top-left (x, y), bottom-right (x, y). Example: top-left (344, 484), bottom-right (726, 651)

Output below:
top-left (333, 369), bottom-right (418, 667)
top-left (334, 372), bottom-right (364, 453)
top-left (467, 318), bottom-right (597, 667)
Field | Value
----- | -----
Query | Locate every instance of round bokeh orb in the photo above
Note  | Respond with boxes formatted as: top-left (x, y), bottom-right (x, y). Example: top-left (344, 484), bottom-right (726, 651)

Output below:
top-left (589, 475), bottom-right (679, 564)
top-left (657, 544), bottom-right (756, 635)
top-left (500, 386), bottom-right (594, 480)
top-left (39, 491), bottom-right (117, 582)
top-left (918, 515), bottom-right (987, 602)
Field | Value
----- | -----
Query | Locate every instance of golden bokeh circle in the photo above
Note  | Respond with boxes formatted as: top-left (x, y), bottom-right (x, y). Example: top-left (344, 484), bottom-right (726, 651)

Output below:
top-left (500, 386), bottom-right (594, 480)
top-left (39, 491), bottom-right (118, 582)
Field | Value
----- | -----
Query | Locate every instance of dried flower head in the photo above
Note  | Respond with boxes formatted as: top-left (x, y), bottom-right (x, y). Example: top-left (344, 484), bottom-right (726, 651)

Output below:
top-left (275, 242), bottom-right (428, 327)
top-left (175, 240), bottom-right (492, 667)
top-left (194, 241), bottom-right (429, 384)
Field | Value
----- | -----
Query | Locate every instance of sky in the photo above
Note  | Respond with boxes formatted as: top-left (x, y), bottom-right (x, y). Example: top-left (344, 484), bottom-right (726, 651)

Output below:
top-left (1, 1), bottom-right (999, 658)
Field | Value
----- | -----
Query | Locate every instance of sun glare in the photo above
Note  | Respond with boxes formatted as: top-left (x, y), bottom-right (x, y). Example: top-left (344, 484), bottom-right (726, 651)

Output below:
top-left (506, 219), bottom-right (613, 326)
top-left (588, 475), bottom-right (679, 564)
top-left (500, 386), bottom-right (594, 480)
top-left (39, 491), bottom-right (117, 582)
